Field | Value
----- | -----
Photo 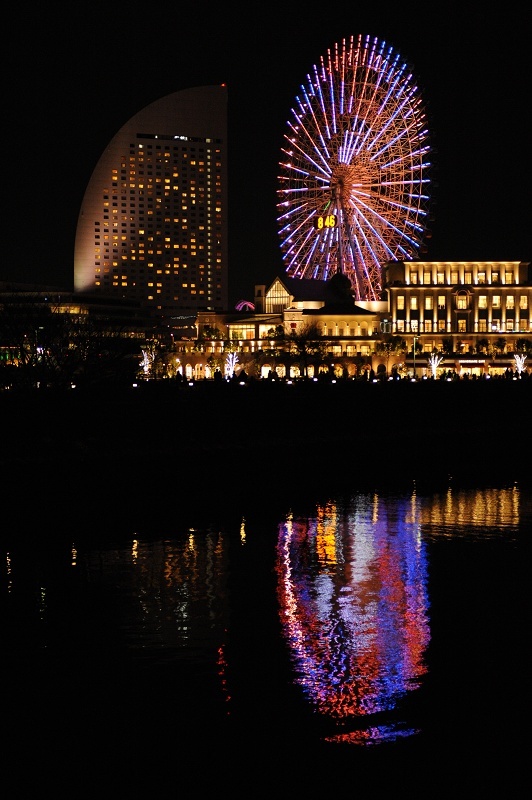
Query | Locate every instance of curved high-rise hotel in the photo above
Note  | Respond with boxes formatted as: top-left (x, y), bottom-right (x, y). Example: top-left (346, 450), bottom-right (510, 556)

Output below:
top-left (74, 85), bottom-right (228, 316)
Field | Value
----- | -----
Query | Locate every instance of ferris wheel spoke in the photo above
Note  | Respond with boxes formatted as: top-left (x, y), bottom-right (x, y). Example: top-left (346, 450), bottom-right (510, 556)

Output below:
top-left (284, 128), bottom-right (331, 179)
top-left (350, 196), bottom-right (418, 263)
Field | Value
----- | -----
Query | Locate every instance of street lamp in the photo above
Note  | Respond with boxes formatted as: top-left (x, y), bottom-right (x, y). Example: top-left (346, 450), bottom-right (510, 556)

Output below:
top-left (413, 335), bottom-right (419, 379)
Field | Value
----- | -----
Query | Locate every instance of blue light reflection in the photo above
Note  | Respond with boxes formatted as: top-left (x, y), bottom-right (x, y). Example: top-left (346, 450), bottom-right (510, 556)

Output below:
top-left (275, 493), bottom-right (430, 745)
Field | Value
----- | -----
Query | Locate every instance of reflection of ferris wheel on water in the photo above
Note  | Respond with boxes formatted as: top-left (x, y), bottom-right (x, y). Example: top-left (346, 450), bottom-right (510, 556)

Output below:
top-left (277, 34), bottom-right (433, 301)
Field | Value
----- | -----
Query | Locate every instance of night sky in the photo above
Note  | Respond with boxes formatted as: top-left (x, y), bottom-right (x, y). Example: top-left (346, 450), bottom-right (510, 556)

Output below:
top-left (5, 1), bottom-right (530, 307)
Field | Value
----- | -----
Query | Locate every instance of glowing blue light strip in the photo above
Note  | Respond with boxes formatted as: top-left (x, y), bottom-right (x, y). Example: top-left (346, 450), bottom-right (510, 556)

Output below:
top-left (367, 89), bottom-right (418, 156)
top-left (301, 84), bottom-right (330, 161)
top-left (284, 124), bottom-right (331, 179)
top-left (314, 63), bottom-right (332, 141)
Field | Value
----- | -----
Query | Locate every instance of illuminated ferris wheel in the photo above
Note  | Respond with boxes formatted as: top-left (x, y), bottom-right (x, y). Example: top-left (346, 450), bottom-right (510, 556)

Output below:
top-left (277, 35), bottom-right (433, 301)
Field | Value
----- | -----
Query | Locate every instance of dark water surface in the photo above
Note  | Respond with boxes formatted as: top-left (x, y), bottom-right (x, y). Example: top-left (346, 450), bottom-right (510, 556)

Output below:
top-left (2, 475), bottom-right (528, 794)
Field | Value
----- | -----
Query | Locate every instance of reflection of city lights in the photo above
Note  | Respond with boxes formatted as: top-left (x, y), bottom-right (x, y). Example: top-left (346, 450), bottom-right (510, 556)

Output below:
top-left (276, 494), bottom-right (431, 743)
top-left (422, 486), bottom-right (521, 535)
top-left (39, 587), bottom-right (47, 621)
top-left (83, 533), bottom-right (231, 673)
top-left (6, 552), bottom-right (13, 594)
top-left (217, 639), bottom-right (231, 711)
top-left (324, 722), bottom-right (419, 745)
top-left (275, 485), bottom-right (527, 746)
top-left (131, 538), bottom-right (139, 562)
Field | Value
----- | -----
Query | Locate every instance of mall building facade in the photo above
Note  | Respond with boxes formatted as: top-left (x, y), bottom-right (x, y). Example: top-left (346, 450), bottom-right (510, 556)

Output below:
top-left (192, 260), bottom-right (531, 380)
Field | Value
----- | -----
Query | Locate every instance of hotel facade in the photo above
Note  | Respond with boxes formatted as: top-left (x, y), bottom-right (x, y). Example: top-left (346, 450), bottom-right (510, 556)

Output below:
top-left (74, 85), bottom-right (228, 317)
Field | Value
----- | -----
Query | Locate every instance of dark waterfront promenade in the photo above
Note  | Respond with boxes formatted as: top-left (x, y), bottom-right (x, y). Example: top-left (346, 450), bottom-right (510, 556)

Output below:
top-left (2, 376), bottom-right (531, 505)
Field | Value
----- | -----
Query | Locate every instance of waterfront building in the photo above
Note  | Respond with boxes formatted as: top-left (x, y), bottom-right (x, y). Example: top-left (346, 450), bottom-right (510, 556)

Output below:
top-left (192, 262), bottom-right (531, 379)
top-left (2, 258), bottom-right (530, 384)
top-left (74, 85), bottom-right (228, 318)
top-left (385, 260), bottom-right (531, 375)
top-left (0, 282), bottom-right (149, 387)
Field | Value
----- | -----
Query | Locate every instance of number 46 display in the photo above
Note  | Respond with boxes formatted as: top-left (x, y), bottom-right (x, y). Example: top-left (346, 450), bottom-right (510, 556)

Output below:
top-left (313, 214), bottom-right (337, 230)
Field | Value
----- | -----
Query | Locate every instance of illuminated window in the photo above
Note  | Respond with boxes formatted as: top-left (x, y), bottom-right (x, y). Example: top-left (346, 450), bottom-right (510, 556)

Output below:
top-left (478, 271), bottom-right (486, 284)
top-left (492, 271), bottom-right (500, 283)
top-left (504, 271), bottom-right (513, 284)
top-left (479, 320), bottom-right (487, 332)
top-left (437, 296), bottom-right (445, 309)
top-left (437, 272), bottom-right (445, 284)
top-left (397, 296), bottom-right (405, 310)
top-left (478, 296), bottom-right (487, 309)
top-left (266, 281), bottom-right (290, 313)
top-left (506, 296), bottom-right (515, 310)
top-left (492, 296), bottom-right (501, 309)
top-left (456, 295), bottom-right (467, 310)
top-left (458, 319), bottom-right (466, 332)
top-left (450, 270), bottom-right (458, 283)
top-left (410, 296), bottom-right (418, 310)
top-left (424, 320), bottom-right (432, 332)
top-left (519, 295), bottom-right (528, 310)
top-left (425, 296), bottom-right (433, 310)
top-left (438, 320), bottom-right (445, 332)
top-left (423, 271), bottom-right (431, 284)
top-left (464, 271), bottom-right (472, 284)
top-left (410, 271), bottom-right (418, 284)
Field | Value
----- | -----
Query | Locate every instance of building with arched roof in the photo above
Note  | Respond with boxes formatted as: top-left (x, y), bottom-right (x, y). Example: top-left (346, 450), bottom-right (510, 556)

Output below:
top-left (74, 85), bottom-right (228, 317)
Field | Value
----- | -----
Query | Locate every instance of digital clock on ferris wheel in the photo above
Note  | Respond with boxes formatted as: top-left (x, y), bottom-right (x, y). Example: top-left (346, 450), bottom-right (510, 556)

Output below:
top-left (313, 214), bottom-right (337, 230)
